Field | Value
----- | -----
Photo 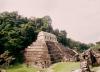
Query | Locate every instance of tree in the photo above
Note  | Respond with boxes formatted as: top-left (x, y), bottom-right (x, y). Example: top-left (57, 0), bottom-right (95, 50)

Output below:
top-left (0, 11), bottom-right (54, 63)
top-left (0, 51), bottom-right (15, 68)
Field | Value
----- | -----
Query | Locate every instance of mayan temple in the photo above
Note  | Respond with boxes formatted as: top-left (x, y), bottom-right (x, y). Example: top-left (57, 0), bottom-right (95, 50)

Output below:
top-left (24, 31), bottom-right (77, 68)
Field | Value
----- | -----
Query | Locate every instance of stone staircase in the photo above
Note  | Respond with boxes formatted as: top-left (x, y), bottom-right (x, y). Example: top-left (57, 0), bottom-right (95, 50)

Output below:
top-left (46, 41), bottom-right (63, 64)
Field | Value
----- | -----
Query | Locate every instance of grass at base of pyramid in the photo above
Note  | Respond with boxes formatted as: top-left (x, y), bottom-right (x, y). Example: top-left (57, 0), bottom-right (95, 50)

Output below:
top-left (6, 64), bottom-right (39, 72)
top-left (6, 62), bottom-right (80, 72)
top-left (47, 62), bottom-right (80, 72)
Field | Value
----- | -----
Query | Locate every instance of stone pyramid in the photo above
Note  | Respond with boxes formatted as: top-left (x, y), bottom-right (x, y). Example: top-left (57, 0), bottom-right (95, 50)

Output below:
top-left (24, 31), bottom-right (77, 68)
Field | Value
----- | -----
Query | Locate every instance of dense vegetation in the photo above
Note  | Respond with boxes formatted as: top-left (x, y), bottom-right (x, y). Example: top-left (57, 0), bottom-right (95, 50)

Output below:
top-left (90, 41), bottom-right (100, 51)
top-left (0, 11), bottom-right (89, 65)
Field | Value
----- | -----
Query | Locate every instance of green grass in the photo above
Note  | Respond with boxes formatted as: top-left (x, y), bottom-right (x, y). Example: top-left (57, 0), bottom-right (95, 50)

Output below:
top-left (47, 62), bottom-right (80, 72)
top-left (6, 64), bottom-right (39, 72)
top-left (6, 62), bottom-right (80, 72)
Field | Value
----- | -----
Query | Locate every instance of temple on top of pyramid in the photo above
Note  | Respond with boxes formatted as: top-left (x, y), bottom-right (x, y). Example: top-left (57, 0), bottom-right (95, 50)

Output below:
top-left (24, 31), bottom-right (78, 68)
top-left (36, 31), bottom-right (58, 42)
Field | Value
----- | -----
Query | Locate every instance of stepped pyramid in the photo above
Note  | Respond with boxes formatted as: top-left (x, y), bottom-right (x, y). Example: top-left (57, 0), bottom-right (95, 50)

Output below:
top-left (24, 31), bottom-right (77, 68)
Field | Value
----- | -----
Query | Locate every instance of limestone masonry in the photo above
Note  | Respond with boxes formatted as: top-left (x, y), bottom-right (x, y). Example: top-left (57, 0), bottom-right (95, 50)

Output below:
top-left (24, 31), bottom-right (77, 68)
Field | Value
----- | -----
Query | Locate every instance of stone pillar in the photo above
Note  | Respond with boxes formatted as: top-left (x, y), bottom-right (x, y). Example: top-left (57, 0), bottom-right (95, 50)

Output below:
top-left (80, 60), bottom-right (91, 72)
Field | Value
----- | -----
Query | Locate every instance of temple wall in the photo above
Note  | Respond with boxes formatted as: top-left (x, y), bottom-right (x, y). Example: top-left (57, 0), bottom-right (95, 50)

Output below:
top-left (37, 31), bottom-right (58, 42)
top-left (24, 41), bottom-right (51, 68)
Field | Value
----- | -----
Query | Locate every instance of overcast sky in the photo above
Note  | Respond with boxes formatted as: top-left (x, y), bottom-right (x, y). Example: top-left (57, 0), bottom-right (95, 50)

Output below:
top-left (0, 0), bottom-right (100, 43)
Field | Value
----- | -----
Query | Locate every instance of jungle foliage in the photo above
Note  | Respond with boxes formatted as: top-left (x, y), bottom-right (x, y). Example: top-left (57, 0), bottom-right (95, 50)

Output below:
top-left (0, 11), bottom-right (89, 64)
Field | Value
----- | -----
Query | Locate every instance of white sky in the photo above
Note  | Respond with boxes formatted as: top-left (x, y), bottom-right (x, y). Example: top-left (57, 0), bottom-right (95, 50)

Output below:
top-left (0, 0), bottom-right (100, 43)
